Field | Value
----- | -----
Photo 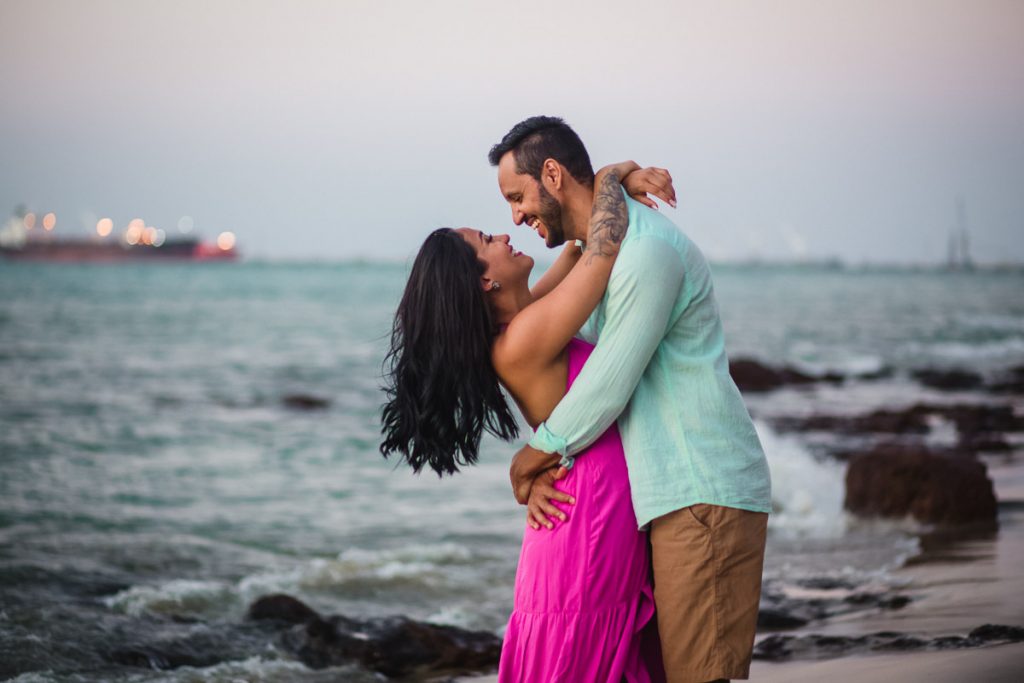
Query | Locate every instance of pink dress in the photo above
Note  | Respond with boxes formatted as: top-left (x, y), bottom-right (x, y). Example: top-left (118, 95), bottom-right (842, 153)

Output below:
top-left (498, 338), bottom-right (665, 683)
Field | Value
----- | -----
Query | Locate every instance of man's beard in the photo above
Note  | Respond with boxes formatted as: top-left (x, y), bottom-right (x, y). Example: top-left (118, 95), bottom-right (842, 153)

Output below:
top-left (537, 183), bottom-right (567, 248)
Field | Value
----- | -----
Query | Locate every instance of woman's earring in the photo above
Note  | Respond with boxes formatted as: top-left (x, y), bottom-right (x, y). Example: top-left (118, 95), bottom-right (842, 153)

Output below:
top-left (490, 281), bottom-right (501, 292)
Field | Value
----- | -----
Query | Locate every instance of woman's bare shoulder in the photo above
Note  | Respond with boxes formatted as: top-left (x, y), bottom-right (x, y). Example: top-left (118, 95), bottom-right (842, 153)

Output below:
top-left (491, 323), bottom-right (532, 377)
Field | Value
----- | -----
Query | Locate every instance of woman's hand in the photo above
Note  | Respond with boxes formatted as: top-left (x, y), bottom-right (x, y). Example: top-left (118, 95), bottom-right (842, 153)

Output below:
top-left (526, 467), bottom-right (574, 530)
top-left (622, 165), bottom-right (677, 210)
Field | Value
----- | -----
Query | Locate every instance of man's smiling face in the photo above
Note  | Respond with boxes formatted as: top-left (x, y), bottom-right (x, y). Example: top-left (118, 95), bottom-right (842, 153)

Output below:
top-left (496, 151), bottom-right (566, 248)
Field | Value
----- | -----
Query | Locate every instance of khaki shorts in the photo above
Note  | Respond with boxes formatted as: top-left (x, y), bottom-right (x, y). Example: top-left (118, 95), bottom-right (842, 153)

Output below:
top-left (650, 504), bottom-right (769, 683)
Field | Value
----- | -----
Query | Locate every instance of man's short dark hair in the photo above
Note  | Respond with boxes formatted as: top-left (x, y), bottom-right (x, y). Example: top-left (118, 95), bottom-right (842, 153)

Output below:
top-left (488, 116), bottom-right (595, 188)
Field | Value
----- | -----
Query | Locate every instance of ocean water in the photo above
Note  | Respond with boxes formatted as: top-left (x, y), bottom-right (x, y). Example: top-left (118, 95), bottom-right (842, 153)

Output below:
top-left (1, 262), bottom-right (1022, 681)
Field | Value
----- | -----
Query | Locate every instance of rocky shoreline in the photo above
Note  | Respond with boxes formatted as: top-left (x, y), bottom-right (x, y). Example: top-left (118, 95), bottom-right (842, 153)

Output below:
top-left (7, 359), bottom-right (1019, 682)
top-left (120, 361), bottom-right (1024, 680)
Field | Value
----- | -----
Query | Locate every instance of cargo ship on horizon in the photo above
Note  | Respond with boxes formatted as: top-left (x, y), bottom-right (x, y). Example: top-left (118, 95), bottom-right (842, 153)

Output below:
top-left (0, 210), bottom-right (238, 263)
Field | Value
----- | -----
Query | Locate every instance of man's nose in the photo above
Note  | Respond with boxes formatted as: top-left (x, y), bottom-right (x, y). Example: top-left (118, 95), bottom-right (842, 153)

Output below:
top-left (512, 207), bottom-right (525, 225)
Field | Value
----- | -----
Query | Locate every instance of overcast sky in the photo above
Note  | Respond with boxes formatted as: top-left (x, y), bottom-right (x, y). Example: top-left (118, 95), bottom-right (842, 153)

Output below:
top-left (2, 0), bottom-right (1022, 264)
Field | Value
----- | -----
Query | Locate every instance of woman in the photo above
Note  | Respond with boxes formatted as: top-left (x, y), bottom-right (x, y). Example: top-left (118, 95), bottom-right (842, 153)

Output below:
top-left (381, 162), bottom-right (672, 682)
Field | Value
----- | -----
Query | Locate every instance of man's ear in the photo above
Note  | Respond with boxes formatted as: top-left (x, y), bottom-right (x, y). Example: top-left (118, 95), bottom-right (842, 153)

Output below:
top-left (540, 158), bottom-right (563, 192)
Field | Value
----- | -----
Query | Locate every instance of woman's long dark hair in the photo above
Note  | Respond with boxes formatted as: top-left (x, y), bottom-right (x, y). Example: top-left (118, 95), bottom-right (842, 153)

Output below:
top-left (380, 228), bottom-right (519, 476)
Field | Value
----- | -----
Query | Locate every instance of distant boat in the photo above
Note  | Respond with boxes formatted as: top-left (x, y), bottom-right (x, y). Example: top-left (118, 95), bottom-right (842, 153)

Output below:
top-left (0, 235), bottom-right (237, 262)
top-left (0, 212), bottom-right (238, 263)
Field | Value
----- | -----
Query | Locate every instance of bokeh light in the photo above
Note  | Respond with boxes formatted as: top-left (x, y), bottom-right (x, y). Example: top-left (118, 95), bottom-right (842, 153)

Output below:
top-left (42, 213), bottom-right (56, 231)
top-left (23, 213), bottom-right (36, 230)
top-left (217, 231), bottom-right (236, 250)
top-left (125, 223), bottom-right (143, 245)
top-left (96, 218), bottom-right (113, 237)
top-left (153, 229), bottom-right (166, 247)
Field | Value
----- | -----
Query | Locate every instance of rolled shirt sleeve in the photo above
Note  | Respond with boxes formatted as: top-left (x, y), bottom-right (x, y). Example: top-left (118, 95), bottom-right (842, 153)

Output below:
top-left (528, 234), bottom-right (686, 465)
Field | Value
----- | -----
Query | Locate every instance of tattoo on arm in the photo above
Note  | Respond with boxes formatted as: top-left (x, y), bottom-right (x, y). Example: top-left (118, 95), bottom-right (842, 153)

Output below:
top-left (583, 170), bottom-right (628, 264)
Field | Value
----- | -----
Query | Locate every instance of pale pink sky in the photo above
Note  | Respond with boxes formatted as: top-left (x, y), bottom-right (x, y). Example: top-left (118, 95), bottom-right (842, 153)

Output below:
top-left (2, 0), bottom-right (1022, 262)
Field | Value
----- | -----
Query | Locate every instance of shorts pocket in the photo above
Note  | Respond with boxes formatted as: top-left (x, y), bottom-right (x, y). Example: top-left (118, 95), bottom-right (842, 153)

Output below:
top-left (684, 504), bottom-right (713, 531)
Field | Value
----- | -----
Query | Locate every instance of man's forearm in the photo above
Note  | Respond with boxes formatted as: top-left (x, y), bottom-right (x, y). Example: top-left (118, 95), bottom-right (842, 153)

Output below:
top-left (529, 235), bottom-right (686, 459)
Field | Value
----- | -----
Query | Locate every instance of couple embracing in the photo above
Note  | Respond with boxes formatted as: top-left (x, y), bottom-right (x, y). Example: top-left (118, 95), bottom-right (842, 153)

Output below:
top-left (381, 116), bottom-right (772, 683)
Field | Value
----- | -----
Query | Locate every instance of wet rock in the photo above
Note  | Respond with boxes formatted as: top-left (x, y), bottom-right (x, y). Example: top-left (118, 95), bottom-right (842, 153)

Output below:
top-left (843, 593), bottom-right (911, 610)
top-left (757, 584), bottom-right (910, 632)
top-left (757, 609), bottom-right (809, 630)
top-left (797, 577), bottom-right (857, 590)
top-left (248, 593), bottom-right (321, 625)
top-left (248, 594), bottom-right (501, 678)
top-left (876, 595), bottom-right (912, 610)
top-left (969, 623), bottom-right (1024, 642)
top-left (774, 408), bottom-right (930, 435)
top-left (281, 394), bottom-right (331, 410)
top-left (753, 624), bottom-right (1024, 661)
top-left (844, 446), bottom-right (997, 525)
top-left (774, 402), bottom-right (1022, 455)
top-left (729, 358), bottom-right (818, 393)
top-left (938, 403), bottom-right (1024, 438)
top-left (912, 368), bottom-right (984, 391)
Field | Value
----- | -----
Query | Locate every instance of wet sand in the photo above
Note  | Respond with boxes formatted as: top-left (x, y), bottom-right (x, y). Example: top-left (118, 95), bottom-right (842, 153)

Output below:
top-left (750, 643), bottom-right (1024, 682)
top-left (751, 455), bottom-right (1024, 681)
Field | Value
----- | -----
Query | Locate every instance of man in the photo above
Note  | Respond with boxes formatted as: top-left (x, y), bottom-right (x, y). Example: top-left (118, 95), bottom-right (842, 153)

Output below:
top-left (488, 115), bottom-right (772, 683)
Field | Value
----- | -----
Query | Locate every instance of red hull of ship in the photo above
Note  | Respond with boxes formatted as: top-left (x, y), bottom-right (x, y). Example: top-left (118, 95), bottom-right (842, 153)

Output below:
top-left (0, 239), bottom-right (237, 263)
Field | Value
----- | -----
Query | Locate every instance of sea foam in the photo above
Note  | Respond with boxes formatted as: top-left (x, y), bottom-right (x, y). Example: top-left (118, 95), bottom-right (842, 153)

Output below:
top-left (758, 420), bottom-right (849, 539)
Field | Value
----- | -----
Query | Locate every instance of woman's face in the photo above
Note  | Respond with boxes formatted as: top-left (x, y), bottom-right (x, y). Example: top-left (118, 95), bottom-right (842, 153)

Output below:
top-left (455, 228), bottom-right (534, 290)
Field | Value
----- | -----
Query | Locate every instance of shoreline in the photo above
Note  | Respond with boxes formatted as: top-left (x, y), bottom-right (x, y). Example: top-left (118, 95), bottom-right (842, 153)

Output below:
top-left (747, 453), bottom-right (1024, 681)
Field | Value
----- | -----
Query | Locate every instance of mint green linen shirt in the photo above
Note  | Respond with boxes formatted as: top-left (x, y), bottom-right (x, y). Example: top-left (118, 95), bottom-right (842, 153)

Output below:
top-left (529, 195), bottom-right (772, 529)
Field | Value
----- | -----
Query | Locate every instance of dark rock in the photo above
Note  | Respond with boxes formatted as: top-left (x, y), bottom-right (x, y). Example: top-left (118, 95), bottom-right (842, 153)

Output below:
top-left (752, 634), bottom-right (794, 660)
top-left (969, 624), bottom-right (1024, 642)
top-left (248, 593), bottom-right (321, 625)
top-left (753, 633), bottom-right (868, 661)
top-left (930, 635), bottom-right (975, 649)
top-left (876, 595), bottom-right (912, 610)
top-left (757, 583), bottom-right (910, 632)
top-left (796, 577), bottom-right (857, 590)
top-left (843, 593), bottom-right (910, 610)
top-left (281, 394), bottom-right (331, 410)
top-left (774, 402), bottom-right (1022, 456)
top-left (248, 594), bottom-right (501, 678)
top-left (774, 408), bottom-right (930, 435)
top-left (912, 369), bottom-right (984, 391)
top-left (754, 624), bottom-right (1024, 661)
top-left (844, 446), bottom-right (997, 525)
top-left (937, 403), bottom-right (1024, 440)
top-left (729, 358), bottom-right (818, 393)
top-left (757, 609), bottom-right (809, 630)
top-left (874, 635), bottom-right (927, 651)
